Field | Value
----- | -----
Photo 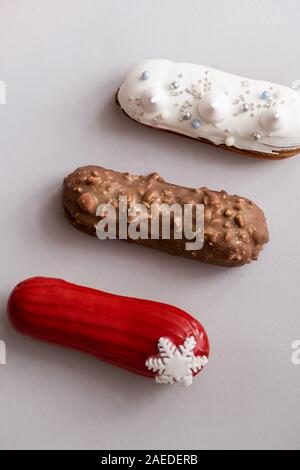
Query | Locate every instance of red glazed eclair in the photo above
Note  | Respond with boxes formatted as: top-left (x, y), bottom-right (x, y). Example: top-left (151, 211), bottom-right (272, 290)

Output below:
top-left (62, 165), bottom-right (269, 267)
top-left (8, 277), bottom-right (209, 386)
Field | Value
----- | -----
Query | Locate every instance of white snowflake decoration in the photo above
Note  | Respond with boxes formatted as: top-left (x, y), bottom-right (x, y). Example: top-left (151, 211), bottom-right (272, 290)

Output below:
top-left (145, 336), bottom-right (208, 386)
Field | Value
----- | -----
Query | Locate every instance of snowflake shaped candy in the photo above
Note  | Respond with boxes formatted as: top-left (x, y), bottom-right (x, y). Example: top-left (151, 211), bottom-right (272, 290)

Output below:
top-left (145, 336), bottom-right (208, 386)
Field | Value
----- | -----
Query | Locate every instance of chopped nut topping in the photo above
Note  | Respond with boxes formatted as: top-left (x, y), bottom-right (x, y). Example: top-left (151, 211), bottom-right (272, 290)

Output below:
top-left (77, 193), bottom-right (98, 214)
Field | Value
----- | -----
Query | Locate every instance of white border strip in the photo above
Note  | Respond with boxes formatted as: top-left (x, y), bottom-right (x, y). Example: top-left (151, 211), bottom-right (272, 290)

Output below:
top-left (0, 80), bottom-right (6, 104)
top-left (0, 340), bottom-right (6, 365)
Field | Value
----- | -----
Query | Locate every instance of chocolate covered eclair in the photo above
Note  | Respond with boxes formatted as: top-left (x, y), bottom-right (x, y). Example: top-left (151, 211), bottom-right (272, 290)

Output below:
top-left (62, 165), bottom-right (269, 267)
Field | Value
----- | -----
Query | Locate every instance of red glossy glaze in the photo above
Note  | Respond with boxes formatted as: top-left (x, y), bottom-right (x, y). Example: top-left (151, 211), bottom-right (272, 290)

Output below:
top-left (8, 277), bottom-right (209, 379)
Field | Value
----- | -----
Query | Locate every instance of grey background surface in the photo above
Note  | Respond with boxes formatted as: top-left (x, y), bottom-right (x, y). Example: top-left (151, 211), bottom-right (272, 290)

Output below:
top-left (0, 0), bottom-right (300, 450)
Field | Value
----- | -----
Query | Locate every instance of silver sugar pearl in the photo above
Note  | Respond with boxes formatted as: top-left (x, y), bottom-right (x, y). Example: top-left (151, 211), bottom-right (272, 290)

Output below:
top-left (141, 70), bottom-right (151, 80)
top-left (242, 103), bottom-right (249, 112)
top-left (253, 132), bottom-right (262, 141)
top-left (182, 112), bottom-right (192, 120)
top-left (171, 81), bottom-right (180, 90)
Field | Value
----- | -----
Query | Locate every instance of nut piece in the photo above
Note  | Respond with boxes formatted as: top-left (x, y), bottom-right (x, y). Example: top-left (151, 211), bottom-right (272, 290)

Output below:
top-left (235, 214), bottom-right (245, 227)
top-left (77, 193), bottom-right (98, 214)
top-left (87, 176), bottom-right (102, 185)
top-left (148, 172), bottom-right (162, 181)
top-left (224, 230), bottom-right (233, 242)
top-left (144, 189), bottom-right (160, 204)
top-left (225, 209), bottom-right (233, 217)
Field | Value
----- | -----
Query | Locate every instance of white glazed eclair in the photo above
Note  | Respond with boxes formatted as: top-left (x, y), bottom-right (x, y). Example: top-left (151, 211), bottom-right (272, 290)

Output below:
top-left (116, 59), bottom-right (300, 159)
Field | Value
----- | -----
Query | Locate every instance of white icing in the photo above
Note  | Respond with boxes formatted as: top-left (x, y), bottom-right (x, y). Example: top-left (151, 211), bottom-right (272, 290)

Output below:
top-left (141, 87), bottom-right (167, 112)
top-left (291, 80), bottom-right (300, 92)
top-left (145, 336), bottom-right (208, 386)
top-left (198, 90), bottom-right (231, 123)
top-left (260, 108), bottom-right (286, 132)
top-left (225, 136), bottom-right (235, 147)
top-left (159, 111), bottom-right (169, 120)
top-left (118, 59), bottom-right (300, 155)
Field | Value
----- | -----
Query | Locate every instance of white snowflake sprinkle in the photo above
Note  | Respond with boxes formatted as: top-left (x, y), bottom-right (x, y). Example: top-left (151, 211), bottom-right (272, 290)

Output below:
top-left (145, 336), bottom-right (208, 386)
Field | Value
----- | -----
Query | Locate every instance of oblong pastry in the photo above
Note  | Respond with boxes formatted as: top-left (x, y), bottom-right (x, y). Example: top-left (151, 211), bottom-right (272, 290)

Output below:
top-left (116, 59), bottom-right (300, 159)
top-left (8, 277), bottom-right (209, 386)
top-left (62, 165), bottom-right (269, 267)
